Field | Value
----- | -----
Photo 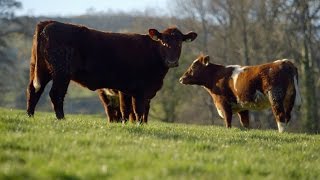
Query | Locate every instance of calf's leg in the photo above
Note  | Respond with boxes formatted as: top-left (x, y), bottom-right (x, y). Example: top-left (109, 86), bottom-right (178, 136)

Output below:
top-left (284, 88), bottom-right (296, 124)
top-left (98, 89), bottom-right (118, 122)
top-left (216, 102), bottom-right (233, 128)
top-left (132, 96), bottom-right (146, 124)
top-left (268, 89), bottom-right (286, 132)
top-left (119, 92), bottom-right (132, 123)
top-left (237, 110), bottom-right (250, 128)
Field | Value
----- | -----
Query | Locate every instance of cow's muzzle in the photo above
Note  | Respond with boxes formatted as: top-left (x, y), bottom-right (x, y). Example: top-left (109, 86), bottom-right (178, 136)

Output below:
top-left (166, 60), bottom-right (179, 68)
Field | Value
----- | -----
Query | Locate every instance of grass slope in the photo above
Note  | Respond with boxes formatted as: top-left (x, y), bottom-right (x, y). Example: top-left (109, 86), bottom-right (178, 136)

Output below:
top-left (0, 108), bottom-right (319, 179)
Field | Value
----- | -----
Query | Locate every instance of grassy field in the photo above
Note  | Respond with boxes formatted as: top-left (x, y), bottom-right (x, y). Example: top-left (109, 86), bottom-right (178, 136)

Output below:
top-left (0, 108), bottom-right (319, 180)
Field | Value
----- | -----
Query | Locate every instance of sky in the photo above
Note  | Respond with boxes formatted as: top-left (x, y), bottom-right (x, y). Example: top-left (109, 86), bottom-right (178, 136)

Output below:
top-left (17, 0), bottom-right (169, 16)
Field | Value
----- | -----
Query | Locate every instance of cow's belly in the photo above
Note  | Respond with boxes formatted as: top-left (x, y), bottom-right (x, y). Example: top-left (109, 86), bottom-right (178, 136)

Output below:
top-left (72, 72), bottom-right (162, 99)
top-left (231, 90), bottom-right (270, 112)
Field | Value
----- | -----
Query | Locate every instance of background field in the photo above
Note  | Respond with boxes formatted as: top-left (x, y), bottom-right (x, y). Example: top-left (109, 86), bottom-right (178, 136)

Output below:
top-left (1, 108), bottom-right (319, 179)
top-left (1, 0), bottom-right (320, 133)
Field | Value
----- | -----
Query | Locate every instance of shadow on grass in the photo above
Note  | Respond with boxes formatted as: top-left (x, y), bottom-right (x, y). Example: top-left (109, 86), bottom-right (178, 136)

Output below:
top-left (123, 125), bottom-right (201, 142)
top-left (121, 123), bottom-right (316, 145)
top-left (50, 171), bottom-right (80, 180)
top-left (0, 171), bottom-right (35, 180)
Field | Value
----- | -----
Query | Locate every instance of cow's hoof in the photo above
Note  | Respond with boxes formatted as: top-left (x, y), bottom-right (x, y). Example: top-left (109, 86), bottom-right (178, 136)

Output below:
top-left (136, 121), bottom-right (144, 126)
top-left (56, 114), bottom-right (65, 120)
top-left (27, 112), bottom-right (34, 118)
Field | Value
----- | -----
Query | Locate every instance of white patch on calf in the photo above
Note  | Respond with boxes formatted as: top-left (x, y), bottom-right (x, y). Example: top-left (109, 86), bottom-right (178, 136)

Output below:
top-left (277, 122), bottom-right (286, 133)
top-left (216, 107), bottom-right (224, 118)
top-left (274, 59), bottom-right (288, 63)
top-left (227, 65), bottom-right (246, 92)
top-left (152, 35), bottom-right (158, 41)
top-left (293, 75), bottom-right (302, 106)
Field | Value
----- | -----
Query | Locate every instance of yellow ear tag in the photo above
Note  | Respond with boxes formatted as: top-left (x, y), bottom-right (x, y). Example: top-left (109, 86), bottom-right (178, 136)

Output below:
top-left (152, 36), bottom-right (158, 40)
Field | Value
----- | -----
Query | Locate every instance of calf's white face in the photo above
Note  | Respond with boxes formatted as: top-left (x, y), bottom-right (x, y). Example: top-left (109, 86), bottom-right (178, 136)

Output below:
top-left (179, 55), bottom-right (210, 85)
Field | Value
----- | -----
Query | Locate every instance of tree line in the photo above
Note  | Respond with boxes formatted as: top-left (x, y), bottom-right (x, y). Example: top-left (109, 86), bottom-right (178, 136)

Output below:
top-left (0, 0), bottom-right (319, 133)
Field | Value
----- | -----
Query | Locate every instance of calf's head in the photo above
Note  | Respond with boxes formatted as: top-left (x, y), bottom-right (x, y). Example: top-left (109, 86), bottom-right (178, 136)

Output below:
top-left (179, 55), bottom-right (211, 85)
top-left (149, 27), bottom-right (197, 68)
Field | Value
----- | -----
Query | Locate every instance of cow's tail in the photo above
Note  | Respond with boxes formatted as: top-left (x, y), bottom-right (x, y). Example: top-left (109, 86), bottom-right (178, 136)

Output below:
top-left (285, 60), bottom-right (302, 108)
top-left (32, 25), bottom-right (41, 92)
top-left (31, 21), bottom-right (53, 92)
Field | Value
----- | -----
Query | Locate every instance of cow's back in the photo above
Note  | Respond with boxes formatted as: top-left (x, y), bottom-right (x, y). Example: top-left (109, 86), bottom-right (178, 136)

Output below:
top-left (229, 60), bottom-right (297, 111)
top-left (40, 21), bottom-right (166, 97)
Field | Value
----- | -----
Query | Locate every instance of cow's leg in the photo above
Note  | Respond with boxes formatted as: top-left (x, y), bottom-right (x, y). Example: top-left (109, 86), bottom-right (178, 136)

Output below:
top-left (284, 90), bottom-right (296, 124)
top-left (97, 89), bottom-right (114, 123)
top-left (268, 89), bottom-right (286, 132)
top-left (107, 106), bottom-right (121, 123)
top-left (132, 96), bottom-right (146, 124)
top-left (223, 111), bottom-right (233, 128)
top-left (129, 111), bottom-right (136, 122)
top-left (49, 75), bottom-right (70, 119)
top-left (26, 74), bottom-right (51, 117)
top-left (143, 99), bottom-right (151, 123)
top-left (128, 99), bottom-right (136, 123)
top-left (48, 47), bottom-right (74, 120)
top-left (237, 110), bottom-right (250, 128)
top-left (127, 96), bottom-right (137, 123)
top-left (119, 92), bottom-right (132, 123)
top-left (217, 102), bottom-right (233, 128)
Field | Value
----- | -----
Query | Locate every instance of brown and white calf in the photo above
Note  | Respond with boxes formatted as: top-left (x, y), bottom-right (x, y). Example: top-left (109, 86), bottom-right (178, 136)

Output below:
top-left (97, 89), bottom-right (150, 123)
top-left (179, 55), bottom-right (301, 132)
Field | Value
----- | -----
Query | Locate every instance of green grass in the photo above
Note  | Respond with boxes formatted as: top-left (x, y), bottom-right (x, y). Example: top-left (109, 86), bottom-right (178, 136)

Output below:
top-left (0, 108), bottom-right (319, 180)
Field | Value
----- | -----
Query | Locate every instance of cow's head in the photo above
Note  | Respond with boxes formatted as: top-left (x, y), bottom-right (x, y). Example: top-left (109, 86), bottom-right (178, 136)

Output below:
top-left (149, 27), bottom-right (197, 68)
top-left (179, 55), bottom-right (210, 85)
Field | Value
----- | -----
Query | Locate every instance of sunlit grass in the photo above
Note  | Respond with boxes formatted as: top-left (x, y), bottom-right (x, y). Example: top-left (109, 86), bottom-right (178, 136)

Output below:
top-left (0, 107), bottom-right (319, 179)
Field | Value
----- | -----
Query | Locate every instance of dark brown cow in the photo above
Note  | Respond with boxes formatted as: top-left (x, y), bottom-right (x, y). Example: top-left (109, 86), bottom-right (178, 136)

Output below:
top-left (26, 21), bottom-right (197, 123)
top-left (179, 55), bottom-right (301, 132)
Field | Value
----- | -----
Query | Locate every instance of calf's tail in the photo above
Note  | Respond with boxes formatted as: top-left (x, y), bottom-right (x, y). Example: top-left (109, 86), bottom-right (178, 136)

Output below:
top-left (284, 60), bottom-right (302, 108)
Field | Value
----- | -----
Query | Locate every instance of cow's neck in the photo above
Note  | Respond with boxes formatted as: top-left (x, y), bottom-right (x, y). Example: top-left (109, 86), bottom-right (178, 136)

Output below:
top-left (150, 39), bottom-right (171, 70)
top-left (202, 63), bottom-right (225, 95)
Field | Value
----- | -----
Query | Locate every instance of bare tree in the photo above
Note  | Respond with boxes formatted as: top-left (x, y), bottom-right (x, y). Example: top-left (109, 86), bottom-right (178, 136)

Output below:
top-left (0, 0), bottom-right (22, 104)
top-left (286, 0), bottom-right (320, 132)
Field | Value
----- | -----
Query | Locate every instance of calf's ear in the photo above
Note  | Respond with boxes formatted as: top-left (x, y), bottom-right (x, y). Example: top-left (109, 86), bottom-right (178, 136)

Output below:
top-left (149, 29), bottom-right (161, 41)
top-left (183, 32), bottom-right (197, 42)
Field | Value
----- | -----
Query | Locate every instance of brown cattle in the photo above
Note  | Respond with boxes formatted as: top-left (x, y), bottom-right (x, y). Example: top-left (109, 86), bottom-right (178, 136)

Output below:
top-left (179, 55), bottom-right (301, 132)
top-left (97, 89), bottom-right (122, 122)
top-left (26, 21), bottom-right (197, 123)
top-left (97, 89), bottom-right (149, 122)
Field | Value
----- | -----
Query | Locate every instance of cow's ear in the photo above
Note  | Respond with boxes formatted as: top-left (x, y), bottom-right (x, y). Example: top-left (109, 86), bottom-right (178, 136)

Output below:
top-left (183, 32), bottom-right (197, 42)
top-left (203, 55), bottom-right (210, 66)
top-left (149, 29), bottom-right (161, 41)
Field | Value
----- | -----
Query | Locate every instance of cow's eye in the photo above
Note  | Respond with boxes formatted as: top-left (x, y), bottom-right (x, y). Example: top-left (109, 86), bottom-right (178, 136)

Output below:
top-left (160, 41), bottom-right (169, 47)
top-left (188, 69), bottom-right (193, 76)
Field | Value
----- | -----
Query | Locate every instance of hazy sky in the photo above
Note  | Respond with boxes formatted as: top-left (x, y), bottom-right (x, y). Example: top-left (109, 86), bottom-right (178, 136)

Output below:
top-left (17, 0), bottom-right (169, 16)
